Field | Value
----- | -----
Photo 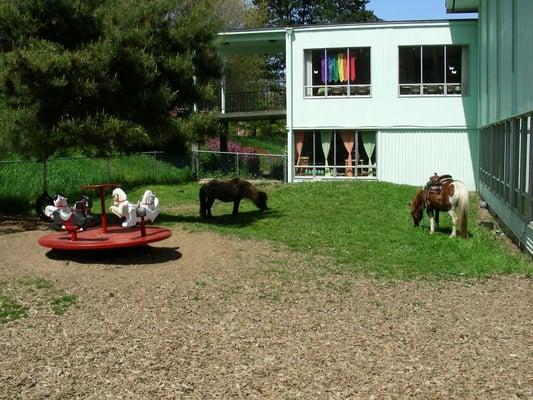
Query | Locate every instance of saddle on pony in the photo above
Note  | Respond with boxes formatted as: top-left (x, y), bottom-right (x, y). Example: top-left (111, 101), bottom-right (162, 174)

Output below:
top-left (423, 173), bottom-right (453, 205)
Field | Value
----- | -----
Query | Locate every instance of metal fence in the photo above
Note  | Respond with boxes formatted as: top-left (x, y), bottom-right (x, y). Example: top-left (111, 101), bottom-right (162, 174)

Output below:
top-left (0, 151), bottom-right (190, 212)
top-left (192, 149), bottom-right (287, 182)
top-left (0, 151), bottom-right (190, 185)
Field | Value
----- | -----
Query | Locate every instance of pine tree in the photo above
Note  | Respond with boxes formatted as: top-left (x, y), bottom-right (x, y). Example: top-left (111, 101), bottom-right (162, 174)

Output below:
top-left (0, 0), bottom-right (222, 165)
top-left (251, 0), bottom-right (379, 27)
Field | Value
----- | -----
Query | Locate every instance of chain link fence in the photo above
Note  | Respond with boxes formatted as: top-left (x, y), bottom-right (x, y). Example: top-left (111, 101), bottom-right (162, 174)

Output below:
top-left (192, 149), bottom-right (287, 182)
top-left (0, 151), bottom-right (190, 212)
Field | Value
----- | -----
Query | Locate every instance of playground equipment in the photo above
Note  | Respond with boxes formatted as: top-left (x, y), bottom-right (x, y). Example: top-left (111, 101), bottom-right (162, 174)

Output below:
top-left (38, 184), bottom-right (171, 251)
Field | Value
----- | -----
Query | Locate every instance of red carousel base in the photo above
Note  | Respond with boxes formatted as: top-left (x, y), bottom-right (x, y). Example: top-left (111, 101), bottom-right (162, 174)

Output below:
top-left (38, 225), bottom-right (172, 251)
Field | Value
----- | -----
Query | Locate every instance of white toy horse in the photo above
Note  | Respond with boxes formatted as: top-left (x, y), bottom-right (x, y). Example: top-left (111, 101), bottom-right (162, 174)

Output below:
top-left (137, 190), bottom-right (160, 223)
top-left (110, 188), bottom-right (137, 228)
top-left (110, 188), bottom-right (160, 228)
top-left (44, 194), bottom-right (72, 222)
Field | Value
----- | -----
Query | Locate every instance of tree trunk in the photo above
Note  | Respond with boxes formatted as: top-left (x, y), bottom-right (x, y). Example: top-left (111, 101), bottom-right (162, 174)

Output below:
top-left (220, 121), bottom-right (228, 152)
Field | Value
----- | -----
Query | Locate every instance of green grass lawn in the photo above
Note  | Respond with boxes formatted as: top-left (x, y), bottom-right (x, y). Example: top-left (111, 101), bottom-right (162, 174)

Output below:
top-left (131, 180), bottom-right (532, 280)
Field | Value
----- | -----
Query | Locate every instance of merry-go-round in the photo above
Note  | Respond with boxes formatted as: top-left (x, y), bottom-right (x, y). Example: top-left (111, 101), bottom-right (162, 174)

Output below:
top-left (37, 183), bottom-right (171, 251)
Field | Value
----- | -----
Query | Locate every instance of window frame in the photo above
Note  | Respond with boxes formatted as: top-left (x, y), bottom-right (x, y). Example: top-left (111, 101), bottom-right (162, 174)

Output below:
top-left (293, 130), bottom-right (378, 179)
top-left (398, 44), bottom-right (466, 97)
top-left (303, 47), bottom-right (372, 99)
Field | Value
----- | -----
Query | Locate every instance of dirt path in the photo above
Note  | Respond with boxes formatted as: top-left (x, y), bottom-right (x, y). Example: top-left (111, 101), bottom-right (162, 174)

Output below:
top-left (0, 228), bottom-right (531, 399)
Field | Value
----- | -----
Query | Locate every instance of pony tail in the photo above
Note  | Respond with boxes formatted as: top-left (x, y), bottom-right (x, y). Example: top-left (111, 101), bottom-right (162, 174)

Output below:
top-left (458, 186), bottom-right (469, 238)
top-left (199, 185), bottom-right (206, 218)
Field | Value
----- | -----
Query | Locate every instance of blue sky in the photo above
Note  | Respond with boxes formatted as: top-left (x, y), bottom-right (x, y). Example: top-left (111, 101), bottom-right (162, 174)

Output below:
top-left (367, 0), bottom-right (478, 21)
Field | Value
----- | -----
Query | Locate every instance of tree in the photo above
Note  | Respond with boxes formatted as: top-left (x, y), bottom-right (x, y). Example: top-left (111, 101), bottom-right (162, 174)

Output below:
top-left (210, 0), bottom-right (248, 30)
top-left (0, 0), bottom-right (222, 187)
top-left (251, 0), bottom-right (379, 27)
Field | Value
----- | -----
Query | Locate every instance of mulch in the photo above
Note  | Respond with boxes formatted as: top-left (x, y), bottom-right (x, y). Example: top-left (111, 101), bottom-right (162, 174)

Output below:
top-left (0, 226), bottom-right (531, 399)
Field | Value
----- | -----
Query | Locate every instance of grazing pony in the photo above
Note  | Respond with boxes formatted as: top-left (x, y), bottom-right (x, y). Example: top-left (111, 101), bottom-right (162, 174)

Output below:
top-left (410, 177), bottom-right (469, 238)
top-left (199, 178), bottom-right (268, 219)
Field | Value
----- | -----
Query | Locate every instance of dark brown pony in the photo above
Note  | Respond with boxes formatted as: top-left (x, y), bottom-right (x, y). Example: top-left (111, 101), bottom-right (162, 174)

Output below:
top-left (410, 179), bottom-right (469, 238)
top-left (199, 178), bottom-right (268, 219)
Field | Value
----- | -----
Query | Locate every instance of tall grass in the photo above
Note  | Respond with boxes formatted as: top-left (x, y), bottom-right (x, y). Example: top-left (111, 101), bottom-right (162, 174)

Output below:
top-left (0, 154), bottom-right (191, 213)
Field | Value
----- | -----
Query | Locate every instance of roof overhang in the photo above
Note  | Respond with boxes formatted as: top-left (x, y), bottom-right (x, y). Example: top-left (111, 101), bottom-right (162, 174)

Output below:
top-left (446, 0), bottom-right (479, 13)
top-left (215, 29), bottom-right (286, 55)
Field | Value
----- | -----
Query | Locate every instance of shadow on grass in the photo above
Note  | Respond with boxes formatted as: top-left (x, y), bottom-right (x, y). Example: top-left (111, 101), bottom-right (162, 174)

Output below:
top-left (418, 225), bottom-right (473, 238)
top-left (158, 209), bottom-right (281, 227)
top-left (45, 245), bottom-right (182, 265)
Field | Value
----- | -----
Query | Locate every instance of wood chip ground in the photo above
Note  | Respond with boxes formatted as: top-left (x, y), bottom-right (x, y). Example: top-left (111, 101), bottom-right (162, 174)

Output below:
top-left (0, 227), bottom-right (531, 399)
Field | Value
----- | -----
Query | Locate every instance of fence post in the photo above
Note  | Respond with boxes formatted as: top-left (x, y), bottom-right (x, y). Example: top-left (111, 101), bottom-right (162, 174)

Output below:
top-left (283, 152), bottom-right (287, 183)
top-left (236, 153), bottom-right (239, 177)
top-left (42, 157), bottom-right (48, 192)
top-left (106, 155), bottom-right (111, 183)
top-left (196, 152), bottom-right (200, 178)
top-left (191, 143), bottom-right (198, 177)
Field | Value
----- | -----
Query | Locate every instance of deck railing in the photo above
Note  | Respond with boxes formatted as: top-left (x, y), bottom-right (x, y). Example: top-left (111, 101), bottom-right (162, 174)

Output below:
top-left (223, 87), bottom-right (286, 113)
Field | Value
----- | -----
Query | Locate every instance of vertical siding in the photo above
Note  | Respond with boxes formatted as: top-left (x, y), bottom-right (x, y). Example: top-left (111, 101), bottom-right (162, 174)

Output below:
top-left (377, 129), bottom-right (479, 190)
top-left (515, 0), bottom-right (533, 116)
top-left (476, 0), bottom-right (533, 254)
top-left (479, 0), bottom-right (533, 125)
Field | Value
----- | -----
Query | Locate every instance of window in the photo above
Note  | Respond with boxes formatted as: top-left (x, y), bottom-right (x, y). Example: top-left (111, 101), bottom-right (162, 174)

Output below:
top-left (294, 130), bottom-right (377, 178)
top-left (399, 45), bottom-right (465, 96)
top-left (304, 48), bottom-right (371, 97)
top-left (480, 114), bottom-right (532, 222)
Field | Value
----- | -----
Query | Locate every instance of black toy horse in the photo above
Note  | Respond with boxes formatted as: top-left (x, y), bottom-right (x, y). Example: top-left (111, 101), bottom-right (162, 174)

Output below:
top-left (35, 191), bottom-right (97, 230)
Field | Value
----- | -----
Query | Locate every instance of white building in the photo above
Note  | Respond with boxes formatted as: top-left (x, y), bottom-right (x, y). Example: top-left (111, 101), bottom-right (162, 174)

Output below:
top-left (218, 19), bottom-right (479, 190)
top-left (216, 0), bottom-right (533, 253)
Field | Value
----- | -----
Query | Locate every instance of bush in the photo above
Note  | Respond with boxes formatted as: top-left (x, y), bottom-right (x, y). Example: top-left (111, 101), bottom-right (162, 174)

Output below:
top-left (205, 137), bottom-right (262, 177)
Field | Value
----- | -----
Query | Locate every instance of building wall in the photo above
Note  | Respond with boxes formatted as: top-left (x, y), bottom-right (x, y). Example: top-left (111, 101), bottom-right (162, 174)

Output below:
top-left (478, 0), bottom-right (533, 125)
top-left (378, 129), bottom-right (479, 190)
top-left (476, 0), bottom-right (533, 254)
top-left (285, 21), bottom-right (479, 188)
top-left (287, 21), bottom-right (478, 130)
top-left (480, 185), bottom-right (533, 254)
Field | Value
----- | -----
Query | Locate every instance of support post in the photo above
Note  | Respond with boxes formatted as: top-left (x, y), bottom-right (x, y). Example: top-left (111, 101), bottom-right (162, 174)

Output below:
top-left (191, 143), bottom-right (198, 177)
top-left (221, 71), bottom-right (226, 114)
top-left (140, 216), bottom-right (146, 237)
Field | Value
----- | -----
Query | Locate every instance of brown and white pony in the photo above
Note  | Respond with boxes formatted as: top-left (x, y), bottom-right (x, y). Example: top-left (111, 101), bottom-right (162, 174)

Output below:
top-left (410, 179), bottom-right (469, 238)
top-left (199, 178), bottom-right (268, 219)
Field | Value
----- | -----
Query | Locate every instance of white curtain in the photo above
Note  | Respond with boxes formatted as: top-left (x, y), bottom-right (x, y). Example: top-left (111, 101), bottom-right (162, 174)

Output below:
top-left (361, 132), bottom-right (376, 176)
top-left (321, 131), bottom-right (332, 175)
